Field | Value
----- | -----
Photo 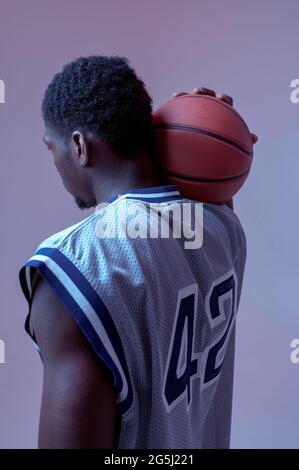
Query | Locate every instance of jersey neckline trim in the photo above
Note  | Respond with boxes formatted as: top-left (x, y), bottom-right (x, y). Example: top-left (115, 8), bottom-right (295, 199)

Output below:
top-left (106, 184), bottom-right (182, 204)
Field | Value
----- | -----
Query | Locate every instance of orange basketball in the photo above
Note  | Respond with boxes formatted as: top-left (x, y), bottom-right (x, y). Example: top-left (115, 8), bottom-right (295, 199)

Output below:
top-left (152, 94), bottom-right (254, 204)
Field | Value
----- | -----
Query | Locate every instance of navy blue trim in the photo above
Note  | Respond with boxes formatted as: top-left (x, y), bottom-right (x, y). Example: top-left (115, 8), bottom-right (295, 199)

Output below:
top-left (37, 248), bottom-right (132, 405)
top-left (19, 266), bottom-right (30, 304)
top-left (106, 184), bottom-right (181, 205)
top-left (126, 195), bottom-right (181, 203)
top-left (19, 266), bottom-right (36, 342)
top-left (20, 249), bottom-right (134, 419)
top-left (125, 184), bottom-right (179, 194)
top-left (107, 194), bottom-right (119, 204)
top-left (25, 259), bottom-right (123, 389)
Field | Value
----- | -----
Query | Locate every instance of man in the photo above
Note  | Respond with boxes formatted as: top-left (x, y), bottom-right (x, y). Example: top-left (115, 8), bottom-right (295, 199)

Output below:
top-left (19, 56), bottom-right (256, 448)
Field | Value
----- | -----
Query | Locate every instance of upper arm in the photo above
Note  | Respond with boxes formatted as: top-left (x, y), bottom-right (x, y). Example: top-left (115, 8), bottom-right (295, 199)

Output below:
top-left (30, 275), bottom-right (117, 449)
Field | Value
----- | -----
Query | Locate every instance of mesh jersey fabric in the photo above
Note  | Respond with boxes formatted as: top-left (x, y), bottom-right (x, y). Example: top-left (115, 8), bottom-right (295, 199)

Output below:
top-left (19, 184), bottom-right (246, 449)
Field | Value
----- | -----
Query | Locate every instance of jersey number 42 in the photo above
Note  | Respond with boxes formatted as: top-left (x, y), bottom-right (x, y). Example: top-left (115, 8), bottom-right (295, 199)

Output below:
top-left (163, 270), bottom-right (237, 413)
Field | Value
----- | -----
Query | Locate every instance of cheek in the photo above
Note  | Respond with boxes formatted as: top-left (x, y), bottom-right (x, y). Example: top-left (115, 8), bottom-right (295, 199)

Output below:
top-left (52, 153), bottom-right (79, 193)
top-left (53, 153), bottom-right (68, 184)
top-left (53, 151), bottom-right (68, 176)
top-left (53, 153), bottom-right (61, 172)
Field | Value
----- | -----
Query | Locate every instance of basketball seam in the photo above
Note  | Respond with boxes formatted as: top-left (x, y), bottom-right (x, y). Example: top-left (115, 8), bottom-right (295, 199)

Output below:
top-left (164, 168), bottom-right (250, 183)
top-left (153, 124), bottom-right (253, 156)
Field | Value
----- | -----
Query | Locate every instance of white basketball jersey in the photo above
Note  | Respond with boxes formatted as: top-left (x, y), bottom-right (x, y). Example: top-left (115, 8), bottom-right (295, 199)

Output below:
top-left (19, 185), bottom-right (246, 449)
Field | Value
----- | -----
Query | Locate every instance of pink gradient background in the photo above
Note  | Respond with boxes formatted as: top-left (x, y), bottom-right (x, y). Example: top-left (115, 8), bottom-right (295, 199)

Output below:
top-left (0, 0), bottom-right (298, 448)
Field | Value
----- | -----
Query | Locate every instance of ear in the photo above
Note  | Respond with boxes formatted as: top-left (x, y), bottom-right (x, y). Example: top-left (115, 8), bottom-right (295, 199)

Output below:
top-left (71, 131), bottom-right (89, 167)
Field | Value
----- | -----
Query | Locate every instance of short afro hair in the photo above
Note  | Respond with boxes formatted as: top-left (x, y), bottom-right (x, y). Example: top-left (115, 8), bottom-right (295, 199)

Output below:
top-left (42, 55), bottom-right (153, 157)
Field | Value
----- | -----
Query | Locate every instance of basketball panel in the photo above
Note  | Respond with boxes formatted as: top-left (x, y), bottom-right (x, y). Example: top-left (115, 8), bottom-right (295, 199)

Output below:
top-left (163, 173), bottom-right (249, 204)
top-left (154, 129), bottom-right (252, 180)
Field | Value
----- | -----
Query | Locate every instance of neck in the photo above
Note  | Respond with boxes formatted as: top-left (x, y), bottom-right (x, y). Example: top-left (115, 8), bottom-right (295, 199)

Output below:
top-left (92, 152), bottom-right (161, 204)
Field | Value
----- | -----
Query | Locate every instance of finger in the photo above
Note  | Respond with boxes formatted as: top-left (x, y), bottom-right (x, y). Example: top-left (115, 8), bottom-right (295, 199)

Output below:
top-left (172, 92), bottom-right (188, 98)
top-left (193, 87), bottom-right (216, 97)
top-left (251, 133), bottom-right (258, 144)
top-left (217, 93), bottom-right (233, 106)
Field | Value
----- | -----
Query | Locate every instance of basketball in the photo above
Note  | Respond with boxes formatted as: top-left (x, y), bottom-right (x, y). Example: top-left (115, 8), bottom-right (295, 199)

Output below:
top-left (152, 93), bottom-right (254, 203)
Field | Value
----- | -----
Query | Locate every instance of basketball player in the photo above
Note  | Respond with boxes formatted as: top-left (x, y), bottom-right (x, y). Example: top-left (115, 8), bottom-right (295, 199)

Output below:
top-left (19, 56), bottom-right (257, 449)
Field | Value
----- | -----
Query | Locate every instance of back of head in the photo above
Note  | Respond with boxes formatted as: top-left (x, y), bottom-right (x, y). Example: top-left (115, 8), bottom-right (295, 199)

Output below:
top-left (42, 55), bottom-right (153, 158)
